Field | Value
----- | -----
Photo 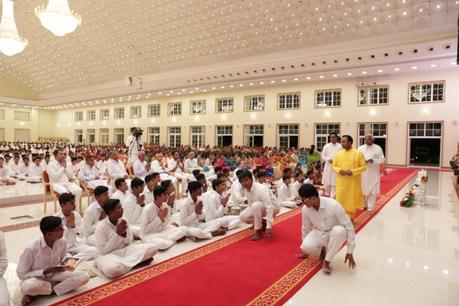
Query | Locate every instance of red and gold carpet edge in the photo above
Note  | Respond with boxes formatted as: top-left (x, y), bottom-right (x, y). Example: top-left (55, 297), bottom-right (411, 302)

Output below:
top-left (249, 167), bottom-right (418, 306)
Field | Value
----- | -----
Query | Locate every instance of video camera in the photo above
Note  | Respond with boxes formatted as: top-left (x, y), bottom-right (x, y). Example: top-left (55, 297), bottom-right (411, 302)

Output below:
top-left (131, 127), bottom-right (143, 138)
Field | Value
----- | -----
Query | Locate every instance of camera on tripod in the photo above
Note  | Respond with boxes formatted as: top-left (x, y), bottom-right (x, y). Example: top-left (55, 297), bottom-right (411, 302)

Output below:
top-left (131, 127), bottom-right (143, 138)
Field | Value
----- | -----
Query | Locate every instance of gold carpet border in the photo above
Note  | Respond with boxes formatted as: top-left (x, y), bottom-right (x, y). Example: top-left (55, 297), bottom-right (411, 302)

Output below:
top-left (56, 208), bottom-right (302, 306)
top-left (246, 169), bottom-right (417, 306)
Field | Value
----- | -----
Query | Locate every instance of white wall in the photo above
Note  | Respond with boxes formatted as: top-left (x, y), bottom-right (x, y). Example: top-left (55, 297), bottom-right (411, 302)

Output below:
top-left (0, 106), bottom-right (40, 141)
top-left (2, 69), bottom-right (458, 167)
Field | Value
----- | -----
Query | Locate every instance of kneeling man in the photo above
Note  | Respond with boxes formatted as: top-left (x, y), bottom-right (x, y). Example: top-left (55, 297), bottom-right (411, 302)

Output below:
top-left (297, 184), bottom-right (356, 275)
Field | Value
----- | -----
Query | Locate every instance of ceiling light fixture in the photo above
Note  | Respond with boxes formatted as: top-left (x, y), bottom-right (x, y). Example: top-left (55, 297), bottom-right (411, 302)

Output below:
top-left (0, 0), bottom-right (28, 56)
top-left (35, 0), bottom-right (82, 37)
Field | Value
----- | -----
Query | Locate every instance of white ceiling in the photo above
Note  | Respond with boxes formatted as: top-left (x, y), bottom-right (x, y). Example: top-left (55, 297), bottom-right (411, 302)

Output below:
top-left (0, 0), bottom-right (458, 105)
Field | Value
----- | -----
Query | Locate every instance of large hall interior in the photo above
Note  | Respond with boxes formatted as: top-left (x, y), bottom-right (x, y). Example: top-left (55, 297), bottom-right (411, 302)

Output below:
top-left (0, 1), bottom-right (458, 305)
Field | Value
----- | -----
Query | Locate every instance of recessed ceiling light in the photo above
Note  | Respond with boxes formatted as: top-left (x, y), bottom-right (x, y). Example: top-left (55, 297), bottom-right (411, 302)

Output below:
top-left (362, 71), bottom-right (367, 74)
top-left (306, 76), bottom-right (311, 80)
top-left (430, 64), bottom-right (437, 68)
top-left (411, 66), bottom-right (418, 70)
top-left (377, 69), bottom-right (383, 73)
top-left (239, 84), bottom-right (244, 87)
top-left (282, 79), bottom-right (287, 82)
top-left (293, 78), bottom-right (299, 81)
top-left (259, 81), bottom-right (264, 85)
top-left (270, 80), bottom-right (275, 84)
top-left (319, 75), bottom-right (324, 79)
top-left (249, 83), bottom-right (254, 86)
top-left (451, 62), bottom-right (457, 65)
top-left (347, 72), bottom-right (352, 76)
top-left (333, 74), bottom-right (338, 77)
top-left (394, 68), bottom-right (400, 71)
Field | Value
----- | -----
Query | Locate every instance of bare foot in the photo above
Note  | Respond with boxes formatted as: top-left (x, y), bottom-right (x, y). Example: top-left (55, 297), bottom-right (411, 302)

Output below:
top-left (187, 236), bottom-right (198, 242)
top-left (211, 228), bottom-right (227, 237)
top-left (176, 236), bottom-right (187, 243)
top-left (21, 295), bottom-right (32, 306)
top-left (251, 230), bottom-right (262, 241)
top-left (295, 253), bottom-right (309, 259)
top-left (265, 229), bottom-right (272, 240)
top-left (322, 261), bottom-right (332, 275)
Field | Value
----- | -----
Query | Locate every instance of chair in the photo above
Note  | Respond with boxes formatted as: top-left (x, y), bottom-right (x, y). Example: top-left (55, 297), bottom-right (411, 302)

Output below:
top-left (42, 170), bottom-right (60, 214)
top-left (126, 164), bottom-right (136, 178)
top-left (80, 180), bottom-right (94, 214)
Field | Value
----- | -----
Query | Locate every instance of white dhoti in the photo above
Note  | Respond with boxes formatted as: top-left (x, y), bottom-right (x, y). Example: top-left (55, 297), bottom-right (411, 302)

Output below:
top-left (26, 176), bottom-right (41, 183)
top-left (173, 172), bottom-right (195, 196)
top-left (300, 225), bottom-right (346, 262)
top-left (52, 183), bottom-right (82, 204)
top-left (213, 215), bottom-right (242, 230)
top-left (86, 179), bottom-right (110, 190)
top-left (183, 225), bottom-right (213, 240)
top-left (0, 278), bottom-right (9, 306)
top-left (68, 243), bottom-right (98, 261)
top-left (142, 227), bottom-right (188, 250)
top-left (361, 169), bottom-right (381, 212)
top-left (323, 162), bottom-right (337, 199)
top-left (280, 200), bottom-right (297, 208)
top-left (239, 202), bottom-right (280, 230)
top-left (86, 234), bottom-right (96, 246)
top-left (96, 243), bottom-right (157, 279)
top-left (20, 271), bottom-right (89, 297)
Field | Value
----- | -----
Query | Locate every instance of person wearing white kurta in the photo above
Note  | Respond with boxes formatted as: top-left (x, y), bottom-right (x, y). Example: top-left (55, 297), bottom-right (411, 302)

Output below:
top-left (321, 133), bottom-right (342, 199)
top-left (47, 150), bottom-right (82, 204)
top-left (123, 178), bottom-right (147, 237)
top-left (133, 152), bottom-right (152, 180)
top-left (0, 231), bottom-right (10, 306)
top-left (125, 131), bottom-right (143, 164)
top-left (9, 157), bottom-right (22, 178)
top-left (16, 217), bottom-right (89, 302)
top-left (291, 172), bottom-right (305, 199)
top-left (227, 179), bottom-right (245, 207)
top-left (140, 186), bottom-right (188, 250)
top-left (277, 175), bottom-right (298, 208)
top-left (141, 174), bottom-right (157, 205)
top-left (83, 186), bottom-right (110, 246)
top-left (26, 157), bottom-right (43, 183)
top-left (298, 184), bottom-right (356, 274)
top-left (78, 157), bottom-right (110, 191)
top-left (107, 152), bottom-right (129, 181)
top-left (152, 154), bottom-right (177, 186)
top-left (171, 181), bottom-right (216, 239)
top-left (0, 158), bottom-right (15, 185)
top-left (112, 178), bottom-right (129, 204)
top-left (358, 135), bottom-right (385, 213)
top-left (16, 158), bottom-right (30, 180)
top-left (203, 179), bottom-right (241, 230)
top-left (167, 152), bottom-right (194, 196)
top-left (184, 152), bottom-right (199, 174)
top-left (56, 193), bottom-right (97, 261)
top-left (95, 199), bottom-right (156, 279)
top-left (238, 170), bottom-right (279, 241)
top-left (97, 157), bottom-right (108, 175)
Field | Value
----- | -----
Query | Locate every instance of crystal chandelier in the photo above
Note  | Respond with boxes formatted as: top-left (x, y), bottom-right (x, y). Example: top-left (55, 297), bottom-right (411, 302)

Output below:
top-left (0, 0), bottom-right (28, 56)
top-left (35, 0), bottom-right (81, 37)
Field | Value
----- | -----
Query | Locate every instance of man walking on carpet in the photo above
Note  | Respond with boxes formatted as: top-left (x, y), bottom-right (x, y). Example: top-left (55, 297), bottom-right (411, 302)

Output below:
top-left (297, 184), bottom-right (356, 275)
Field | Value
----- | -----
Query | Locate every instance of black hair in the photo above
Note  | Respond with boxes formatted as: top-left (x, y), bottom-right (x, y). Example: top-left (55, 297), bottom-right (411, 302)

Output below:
top-left (131, 177), bottom-right (144, 189)
top-left (298, 184), bottom-right (319, 198)
top-left (187, 181), bottom-right (202, 194)
top-left (282, 174), bottom-right (291, 182)
top-left (153, 185), bottom-right (167, 199)
top-left (144, 174), bottom-right (155, 183)
top-left (58, 193), bottom-right (75, 205)
top-left (238, 170), bottom-right (253, 182)
top-left (114, 178), bottom-right (126, 189)
top-left (195, 173), bottom-right (206, 182)
top-left (212, 178), bottom-right (224, 190)
top-left (342, 135), bottom-right (353, 144)
top-left (192, 169), bottom-right (200, 178)
top-left (94, 185), bottom-right (109, 197)
top-left (235, 169), bottom-right (243, 179)
top-left (329, 132), bottom-right (338, 137)
top-left (103, 199), bottom-right (121, 215)
top-left (40, 216), bottom-right (62, 234)
top-left (151, 172), bottom-right (160, 180)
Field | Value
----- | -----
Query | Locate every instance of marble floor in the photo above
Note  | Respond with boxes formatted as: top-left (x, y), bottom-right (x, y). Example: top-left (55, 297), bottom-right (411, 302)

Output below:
top-left (1, 170), bottom-right (458, 306)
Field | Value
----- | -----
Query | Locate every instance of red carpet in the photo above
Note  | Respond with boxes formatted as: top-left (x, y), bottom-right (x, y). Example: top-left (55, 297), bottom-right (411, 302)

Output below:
top-left (54, 168), bottom-right (417, 306)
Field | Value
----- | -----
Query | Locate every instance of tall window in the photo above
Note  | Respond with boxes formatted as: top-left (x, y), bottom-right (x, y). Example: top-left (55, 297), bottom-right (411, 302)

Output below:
top-left (409, 122), bottom-right (442, 137)
top-left (315, 123), bottom-right (340, 151)
top-left (244, 95), bottom-right (265, 111)
top-left (74, 129), bottom-right (83, 143)
top-left (168, 127), bottom-right (181, 148)
top-left (87, 129), bottom-right (95, 144)
top-left (278, 124), bottom-right (299, 150)
top-left (190, 126), bottom-right (205, 147)
top-left (315, 89), bottom-right (341, 108)
top-left (99, 128), bottom-right (109, 144)
top-left (358, 123), bottom-right (387, 155)
top-left (168, 102), bottom-right (182, 116)
top-left (216, 125), bottom-right (233, 146)
top-left (409, 81), bottom-right (445, 103)
top-left (148, 104), bottom-right (160, 117)
top-left (75, 111), bottom-right (83, 121)
top-left (278, 92), bottom-right (300, 109)
top-left (130, 106), bottom-right (142, 118)
top-left (359, 86), bottom-right (388, 105)
top-left (148, 127), bottom-right (160, 145)
top-left (87, 110), bottom-right (96, 121)
top-left (14, 111), bottom-right (30, 121)
top-left (100, 109), bottom-right (110, 120)
top-left (216, 98), bottom-right (234, 113)
top-left (114, 128), bottom-right (125, 144)
top-left (114, 107), bottom-right (125, 119)
top-left (244, 125), bottom-right (264, 147)
top-left (190, 100), bottom-right (206, 115)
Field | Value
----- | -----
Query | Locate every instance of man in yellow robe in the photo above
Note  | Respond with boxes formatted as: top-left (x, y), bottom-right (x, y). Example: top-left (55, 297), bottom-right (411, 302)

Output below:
top-left (332, 135), bottom-right (367, 220)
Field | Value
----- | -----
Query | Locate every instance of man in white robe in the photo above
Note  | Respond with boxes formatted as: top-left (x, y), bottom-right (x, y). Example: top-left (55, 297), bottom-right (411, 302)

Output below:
top-left (239, 170), bottom-right (280, 241)
top-left (167, 152), bottom-right (194, 197)
top-left (321, 132), bottom-right (342, 198)
top-left (141, 173), bottom-right (160, 205)
top-left (16, 156), bottom-right (30, 181)
top-left (358, 134), bottom-right (385, 214)
top-left (184, 152), bottom-right (199, 174)
top-left (203, 179), bottom-right (241, 230)
top-left (56, 193), bottom-right (97, 261)
top-left (95, 199), bottom-right (156, 279)
top-left (140, 185), bottom-right (188, 250)
top-left (107, 151), bottom-right (129, 182)
top-left (291, 171), bottom-right (305, 199)
top-left (125, 128), bottom-right (143, 164)
top-left (151, 153), bottom-right (177, 187)
top-left (112, 178), bottom-right (129, 204)
top-left (227, 169), bottom-right (245, 207)
top-left (78, 155), bottom-right (110, 191)
top-left (133, 151), bottom-right (153, 180)
top-left (123, 178), bottom-right (147, 237)
top-left (26, 156), bottom-right (43, 183)
top-left (277, 174), bottom-right (298, 208)
top-left (0, 157), bottom-right (15, 185)
top-left (16, 216), bottom-right (89, 305)
top-left (47, 149), bottom-right (82, 205)
top-left (9, 155), bottom-right (22, 178)
top-left (0, 231), bottom-right (9, 306)
top-left (83, 186), bottom-right (110, 246)
top-left (297, 184), bottom-right (356, 275)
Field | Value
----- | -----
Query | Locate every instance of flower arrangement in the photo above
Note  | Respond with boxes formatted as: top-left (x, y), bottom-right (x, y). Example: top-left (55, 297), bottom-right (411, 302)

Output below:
top-left (400, 188), bottom-right (415, 207)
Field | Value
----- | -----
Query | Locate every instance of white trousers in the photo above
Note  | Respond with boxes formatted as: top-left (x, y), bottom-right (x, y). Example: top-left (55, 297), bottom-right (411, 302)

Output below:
top-left (52, 183), bottom-right (82, 204)
top-left (300, 225), bottom-right (346, 262)
top-left (183, 225), bottom-right (213, 240)
top-left (364, 194), bottom-right (377, 212)
top-left (0, 278), bottom-right (9, 306)
top-left (174, 172), bottom-right (195, 196)
top-left (210, 215), bottom-right (242, 230)
top-left (26, 176), bottom-right (41, 183)
top-left (86, 234), bottom-right (96, 246)
top-left (20, 271), bottom-right (89, 297)
top-left (325, 185), bottom-right (336, 199)
top-left (239, 202), bottom-right (280, 230)
top-left (96, 244), bottom-right (156, 279)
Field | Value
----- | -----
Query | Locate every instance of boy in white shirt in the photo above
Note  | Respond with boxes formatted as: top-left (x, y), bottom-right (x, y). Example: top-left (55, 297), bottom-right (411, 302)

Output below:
top-left (277, 174), bottom-right (299, 208)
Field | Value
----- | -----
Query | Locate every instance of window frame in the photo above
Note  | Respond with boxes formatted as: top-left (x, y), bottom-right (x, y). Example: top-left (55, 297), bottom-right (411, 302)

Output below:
top-left (168, 102), bottom-right (182, 116)
top-left (408, 80), bottom-right (445, 104)
top-left (215, 97), bottom-right (234, 113)
top-left (244, 95), bottom-right (265, 112)
top-left (358, 85), bottom-right (389, 106)
top-left (147, 104), bottom-right (161, 117)
top-left (277, 92), bottom-right (301, 110)
top-left (314, 89), bottom-right (342, 108)
top-left (190, 100), bottom-right (206, 115)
